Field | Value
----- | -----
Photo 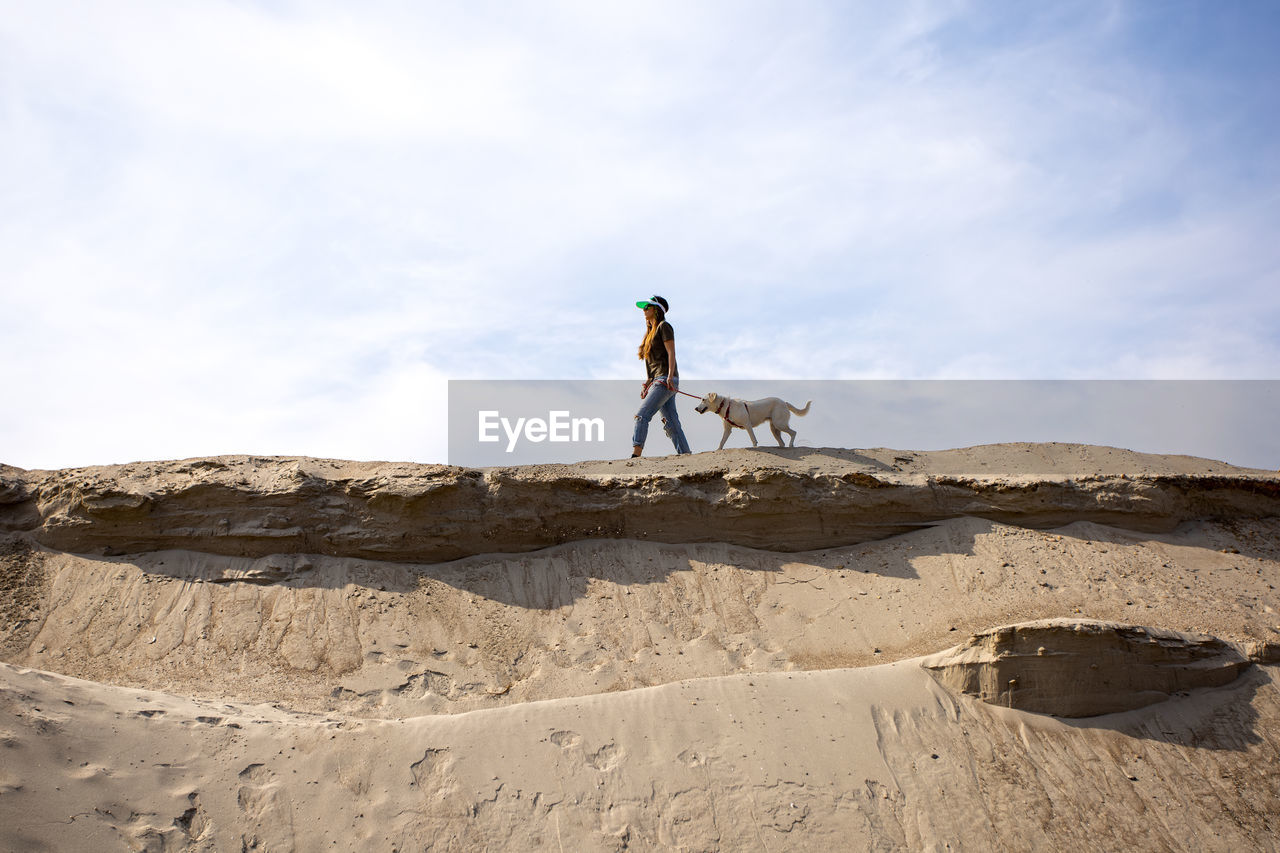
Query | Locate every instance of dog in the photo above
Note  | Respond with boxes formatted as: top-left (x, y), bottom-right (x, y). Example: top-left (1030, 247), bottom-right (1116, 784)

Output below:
top-left (694, 392), bottom-right (812, 450)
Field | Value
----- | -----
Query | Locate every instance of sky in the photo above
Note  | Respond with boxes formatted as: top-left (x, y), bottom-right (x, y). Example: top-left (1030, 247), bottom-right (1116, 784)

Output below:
top-left (3, 0), bottom-right (1278, 469)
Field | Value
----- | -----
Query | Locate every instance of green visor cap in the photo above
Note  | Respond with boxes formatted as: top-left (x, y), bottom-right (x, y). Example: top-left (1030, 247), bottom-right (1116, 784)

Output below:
top-left (636, 300), bottom-right (665, 310)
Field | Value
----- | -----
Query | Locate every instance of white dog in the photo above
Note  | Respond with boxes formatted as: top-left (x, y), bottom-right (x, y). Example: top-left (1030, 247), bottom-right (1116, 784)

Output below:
top-left (694, 392), bottom-right (812, 449)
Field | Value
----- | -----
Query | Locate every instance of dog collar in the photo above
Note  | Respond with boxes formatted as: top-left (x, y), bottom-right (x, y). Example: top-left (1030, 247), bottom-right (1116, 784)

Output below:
top-left (715, 397), bottom-right (750, 430)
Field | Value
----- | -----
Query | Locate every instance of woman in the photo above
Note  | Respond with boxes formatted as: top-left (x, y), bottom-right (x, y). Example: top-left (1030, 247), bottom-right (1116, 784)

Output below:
top-left (632, 295), bottom-right (692, 457)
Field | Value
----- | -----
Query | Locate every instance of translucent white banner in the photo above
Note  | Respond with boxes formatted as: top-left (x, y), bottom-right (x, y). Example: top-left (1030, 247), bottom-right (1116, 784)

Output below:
top-left (448, 380), bottom-right (1280, 469)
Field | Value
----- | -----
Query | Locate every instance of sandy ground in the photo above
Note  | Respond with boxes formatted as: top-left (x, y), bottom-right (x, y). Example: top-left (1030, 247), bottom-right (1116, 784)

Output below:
top-left (2, 443), bottom-right (1279, 851)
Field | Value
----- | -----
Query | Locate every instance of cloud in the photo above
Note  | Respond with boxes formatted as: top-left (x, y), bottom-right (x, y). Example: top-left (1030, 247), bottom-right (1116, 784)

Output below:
top-left (2, 1), bottom-right (1277, 467)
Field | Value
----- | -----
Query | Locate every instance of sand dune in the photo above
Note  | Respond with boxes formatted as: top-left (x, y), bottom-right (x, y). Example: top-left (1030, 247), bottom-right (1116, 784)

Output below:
top-left (2, 443), bottom-right (1279, 850)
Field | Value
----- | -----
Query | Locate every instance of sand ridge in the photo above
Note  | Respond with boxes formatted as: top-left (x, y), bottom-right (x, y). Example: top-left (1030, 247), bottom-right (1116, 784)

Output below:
top-left (4, 443), bottom-right (1278, 563)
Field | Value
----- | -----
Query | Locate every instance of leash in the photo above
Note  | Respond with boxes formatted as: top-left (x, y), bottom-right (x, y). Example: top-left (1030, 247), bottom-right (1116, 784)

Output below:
top-left (641, 379), bottom-right (750, 429)
top-left (642, 378), bottom-right (701, 400)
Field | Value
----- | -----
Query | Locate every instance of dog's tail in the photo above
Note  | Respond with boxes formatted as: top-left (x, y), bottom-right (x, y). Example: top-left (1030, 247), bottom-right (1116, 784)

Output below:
top-left (787, 400), bottom-right (812, 416)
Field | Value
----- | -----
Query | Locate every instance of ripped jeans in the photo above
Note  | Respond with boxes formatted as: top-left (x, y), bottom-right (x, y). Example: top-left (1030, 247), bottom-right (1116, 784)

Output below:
top-left (632, 376), bottom-right (691, 454)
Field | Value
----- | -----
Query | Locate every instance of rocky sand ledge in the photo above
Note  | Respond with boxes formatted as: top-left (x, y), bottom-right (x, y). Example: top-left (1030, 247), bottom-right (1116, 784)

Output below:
top-left (3, 443), bottom-right (1278, 562)
top-left (922, 618), bottom-right (1280, 717)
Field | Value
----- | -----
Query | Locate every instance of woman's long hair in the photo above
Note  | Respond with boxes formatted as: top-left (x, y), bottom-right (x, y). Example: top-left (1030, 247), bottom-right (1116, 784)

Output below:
top-left (638, 307), bottom-right (665, 360)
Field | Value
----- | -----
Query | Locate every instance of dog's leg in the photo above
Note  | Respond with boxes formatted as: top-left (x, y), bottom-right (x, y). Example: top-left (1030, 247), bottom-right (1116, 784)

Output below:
top-left (769, 424), bottom-right (784, 446)
top-left (745, 423), bottom-right (758, 447)
top-left (718, 422), bottom-right (732, 450)
top-left (784, 426), bottom-right (796, 447)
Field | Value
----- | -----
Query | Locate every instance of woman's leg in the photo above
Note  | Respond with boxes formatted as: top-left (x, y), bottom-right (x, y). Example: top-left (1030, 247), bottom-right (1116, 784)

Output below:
top-left (659, 393), bottom-right (692, 454)
top-left (631, 380), bottom-right (674, 453)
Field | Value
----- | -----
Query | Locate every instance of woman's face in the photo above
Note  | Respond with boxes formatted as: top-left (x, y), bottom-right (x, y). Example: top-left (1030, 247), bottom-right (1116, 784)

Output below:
top-left (643, 305), bottom-right (656, 321)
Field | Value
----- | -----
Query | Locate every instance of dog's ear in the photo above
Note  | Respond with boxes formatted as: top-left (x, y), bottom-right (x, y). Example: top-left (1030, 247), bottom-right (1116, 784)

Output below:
top-left (706, 392), bottom-right (717, 403)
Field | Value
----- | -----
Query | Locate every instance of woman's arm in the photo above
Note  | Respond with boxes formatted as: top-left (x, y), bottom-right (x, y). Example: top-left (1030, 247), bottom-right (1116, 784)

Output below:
top-left (664, 338), bottom-right (678, 385)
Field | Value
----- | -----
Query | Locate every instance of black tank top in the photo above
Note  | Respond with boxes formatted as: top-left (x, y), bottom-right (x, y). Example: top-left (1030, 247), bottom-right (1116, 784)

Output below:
top-left (644, 321), bottom-right (675, 380)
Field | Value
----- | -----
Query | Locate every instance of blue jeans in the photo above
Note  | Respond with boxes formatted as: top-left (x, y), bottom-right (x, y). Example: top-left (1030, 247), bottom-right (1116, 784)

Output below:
top-left (632, 377), bottom-right (691, 454)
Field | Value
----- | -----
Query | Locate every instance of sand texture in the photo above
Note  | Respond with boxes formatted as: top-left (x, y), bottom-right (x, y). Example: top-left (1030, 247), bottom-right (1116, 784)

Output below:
top-left (2, 443), bottom-right (1280, 851)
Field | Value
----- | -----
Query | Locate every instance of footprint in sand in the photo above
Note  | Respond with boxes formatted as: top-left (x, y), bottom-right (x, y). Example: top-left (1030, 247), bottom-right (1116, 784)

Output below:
top-left (174, 792), bottom-right (211, 843)
top-left (128, 791), bottom-right (212, 849)
top-left (550, 730), bottom-right (624, 771)
top-left (586, 742), bottom-right (624, 772)
top-left (237, 763), bottom-right (295, 851)
top-left (409, 747), bottom-right (460, 805)
top-left (550, 730), bottom-right (582, 750)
